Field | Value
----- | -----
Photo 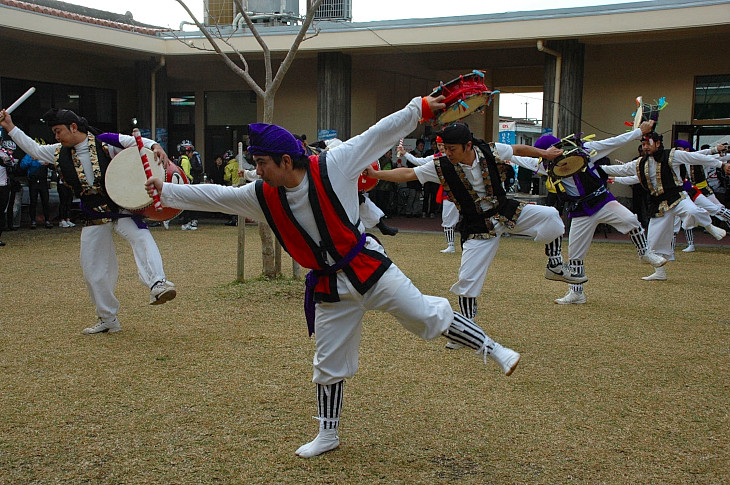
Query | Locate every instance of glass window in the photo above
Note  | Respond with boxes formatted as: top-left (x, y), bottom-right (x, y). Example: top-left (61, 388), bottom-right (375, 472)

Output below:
top-left (694, 74), bottom-right (730, 121)
top-left (1, 77), bottom-right (116, 145)
top-left (168, 93), bottom-right (195, 159)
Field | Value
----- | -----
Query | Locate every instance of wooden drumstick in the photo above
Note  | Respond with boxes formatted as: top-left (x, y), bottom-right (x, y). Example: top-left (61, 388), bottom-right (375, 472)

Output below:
top-left (134, 135), bottom-right (163, 212)
top-left (0, 87), bottom-right (36, 121)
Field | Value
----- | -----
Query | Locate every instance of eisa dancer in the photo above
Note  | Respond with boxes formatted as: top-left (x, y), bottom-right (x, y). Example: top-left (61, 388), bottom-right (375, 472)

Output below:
top-left (509, 120), bottom-right (667, 305)
top-left (366, 122), bottom-right (580, 326)
top-left (145, 94), bottom-right (520, 458)
top-left (0, 108), bottom-right (177, 334)
top-left (605, 131), bottom-right (730, 281)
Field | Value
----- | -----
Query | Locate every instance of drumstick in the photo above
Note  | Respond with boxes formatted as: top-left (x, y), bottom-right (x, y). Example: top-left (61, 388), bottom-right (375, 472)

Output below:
top-left (134, 135), bottom-right (163, 212)
top-left (0, 87), bottom-right (36, 121)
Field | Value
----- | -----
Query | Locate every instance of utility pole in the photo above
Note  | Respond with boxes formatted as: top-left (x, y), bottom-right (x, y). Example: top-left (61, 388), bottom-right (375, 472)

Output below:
top-left (523, 101), bottom-right (529, 120)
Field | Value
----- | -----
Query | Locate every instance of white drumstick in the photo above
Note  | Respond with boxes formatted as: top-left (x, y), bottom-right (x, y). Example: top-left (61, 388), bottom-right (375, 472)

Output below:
top-left (4, 87), bottom-right (36, 114)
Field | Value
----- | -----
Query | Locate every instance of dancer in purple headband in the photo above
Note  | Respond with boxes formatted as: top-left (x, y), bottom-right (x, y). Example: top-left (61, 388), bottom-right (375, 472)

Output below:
top-left (146, 94), bottom-right (521, 458)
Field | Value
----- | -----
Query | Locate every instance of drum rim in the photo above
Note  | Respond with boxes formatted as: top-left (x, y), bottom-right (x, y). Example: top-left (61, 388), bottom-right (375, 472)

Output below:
top-left (549, 154), bottom-right (589, 177)
top-left (435, 92), bottom-right (491, 124)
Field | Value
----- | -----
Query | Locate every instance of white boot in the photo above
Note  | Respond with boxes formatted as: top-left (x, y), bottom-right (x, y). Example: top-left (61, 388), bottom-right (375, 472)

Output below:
top-left (705, 225), bottom-right (726, 240)
top-left (295, 428), bottom-right (339, 458)
top-left (554, 289), bottom-right (586, 305)
top-left (681, 245), bottom-right (695, 253)
top-left (640, 250), bottom-right (667, 267)
top-left (82, 317), bottom-right (121, 334)
top-left (440, 244), bottom-right (455, 254)
top-left (642, 266), bottom-right (667, 281)
top-left (487, 342), bottom-right (521, 376)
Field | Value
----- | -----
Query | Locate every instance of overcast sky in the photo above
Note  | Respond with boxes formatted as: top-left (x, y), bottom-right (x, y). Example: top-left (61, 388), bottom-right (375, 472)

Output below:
top-left (63, 0), bottom-right (640, 120)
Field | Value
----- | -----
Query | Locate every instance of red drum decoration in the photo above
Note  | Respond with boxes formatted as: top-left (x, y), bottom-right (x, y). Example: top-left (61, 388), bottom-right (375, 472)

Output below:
top-left (358, 161), bottom-right (380, 192)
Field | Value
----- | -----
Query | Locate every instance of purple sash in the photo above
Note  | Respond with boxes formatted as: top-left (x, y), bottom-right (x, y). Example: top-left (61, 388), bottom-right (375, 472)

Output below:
top-left (304, 233), bottom-right (367, 337)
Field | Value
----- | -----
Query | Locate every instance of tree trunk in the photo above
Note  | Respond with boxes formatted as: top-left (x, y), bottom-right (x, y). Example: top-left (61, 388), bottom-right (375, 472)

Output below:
top-left (259, 92), bottom-right (284, 278)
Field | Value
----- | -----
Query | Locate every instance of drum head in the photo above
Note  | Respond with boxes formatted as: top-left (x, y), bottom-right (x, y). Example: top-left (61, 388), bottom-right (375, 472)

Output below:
top-left (549, 154), bottom-right (588, 178)
top-left (436, 93), bottom-right (490, 125)
top-left (105, 146), bottom-right (164, 210)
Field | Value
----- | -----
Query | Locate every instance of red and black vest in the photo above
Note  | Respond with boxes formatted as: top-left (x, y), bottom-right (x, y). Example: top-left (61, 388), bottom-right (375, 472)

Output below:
top-left (255, 153), bottom-right (392, 303)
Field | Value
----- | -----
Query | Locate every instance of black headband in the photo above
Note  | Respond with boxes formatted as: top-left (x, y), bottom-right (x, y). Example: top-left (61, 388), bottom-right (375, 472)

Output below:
top-left (43, 108), bottom-right (87, 131)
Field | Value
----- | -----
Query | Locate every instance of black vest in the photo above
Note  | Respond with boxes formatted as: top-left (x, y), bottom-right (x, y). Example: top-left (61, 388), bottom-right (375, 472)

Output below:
top-left (56, 138), bottom-right (119, 215)
top-left (679, 163), bottom-right (713, 196)
top-left (435, 139), bottom-right (521, 238)
top-left (636, 148), bottom-right (683, 217)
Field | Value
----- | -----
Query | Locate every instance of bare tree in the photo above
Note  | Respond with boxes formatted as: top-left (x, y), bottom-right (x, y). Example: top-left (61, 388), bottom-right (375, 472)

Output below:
top-left (174, 0), bottom-right (323, 279)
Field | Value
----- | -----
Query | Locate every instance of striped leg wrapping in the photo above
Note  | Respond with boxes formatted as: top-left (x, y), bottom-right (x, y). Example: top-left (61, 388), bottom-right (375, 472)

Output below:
top-left (444, 312), bottom-right (494, 355)
top-left (715, 207), bottom-right (730, 223)
top-left (458, 296), bottom-right (478, 320)
top-left (444, 226), bottom-right (455, 245)
top-left (629, 227), bottom-right (648, 255)
top-left (316, 381), bottom-right (343, 430)
top-left (545, 236), bottom-right (563, 268)
top-left (684, 228), bottom-right (694, 246)
top-left (672, 232), bottom-right (677, 253)
top-left (569, 259), bottom-right (584, 293)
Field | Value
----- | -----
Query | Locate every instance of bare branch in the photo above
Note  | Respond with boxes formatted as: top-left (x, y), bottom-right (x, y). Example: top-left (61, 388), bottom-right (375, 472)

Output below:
top-left (231, 0), bottom-right (272, 89)
top-left (168, 29), bottom-right (217, 52)
top-left (269, 0), bottom-right (324, 94)
top-left (174, 0), bottom-right (264, 98)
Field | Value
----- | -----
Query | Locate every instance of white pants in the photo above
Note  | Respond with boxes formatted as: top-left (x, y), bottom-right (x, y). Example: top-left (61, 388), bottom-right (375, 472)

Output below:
top-left (450, 204), bottom-right (564, 297)
top-left (648, 197), bottom-right (712, 258)
top-left (80, 217), bottom-right (166, 320)
top-left (693, 192), bottom-right (724, 216)
top-left (313, 264), bottom-right (453, 385)
top-left (359, 195), bottom-right (384, 229)
top-left (441, 199), bottom-right (459, 228)
top-left (568, 200), bottom-right (642, 260)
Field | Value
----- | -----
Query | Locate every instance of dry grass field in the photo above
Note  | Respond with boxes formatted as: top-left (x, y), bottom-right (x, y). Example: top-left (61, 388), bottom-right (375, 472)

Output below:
top-left (1, 224), bottom-right (729, 484)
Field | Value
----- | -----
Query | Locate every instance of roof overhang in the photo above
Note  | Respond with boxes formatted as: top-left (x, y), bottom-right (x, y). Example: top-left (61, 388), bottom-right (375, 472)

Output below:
top-left (1, 0), bottom-right (729, 58)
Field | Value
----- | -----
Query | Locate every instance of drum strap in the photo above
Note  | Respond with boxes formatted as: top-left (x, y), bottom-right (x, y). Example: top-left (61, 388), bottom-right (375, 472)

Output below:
top-left (79, 201), bottom-right (148, 229)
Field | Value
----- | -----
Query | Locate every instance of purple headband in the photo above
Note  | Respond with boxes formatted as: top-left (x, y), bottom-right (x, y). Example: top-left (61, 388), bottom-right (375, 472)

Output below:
top-left (534, 134), bottom-right (560, 150)
top-left (246, 123), bottom-right (305, 157)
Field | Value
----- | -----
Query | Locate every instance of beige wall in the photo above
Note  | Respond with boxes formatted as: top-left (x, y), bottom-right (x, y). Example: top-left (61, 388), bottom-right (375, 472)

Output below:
top-left (583, 33), bottom-right (730, 198)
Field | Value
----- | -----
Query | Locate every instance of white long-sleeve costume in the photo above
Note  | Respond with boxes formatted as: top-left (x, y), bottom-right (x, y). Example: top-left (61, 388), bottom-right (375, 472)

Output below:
top-left (7, 127), bottom-right (169, 322)
top-left (604, 150), bottom-right (724, 259)
top-left (412, 144), bottom-right (564, 298)
top-left (510, 129), bottom-right (657, 299)
top-left (160, 98), bottom-right (468, 385)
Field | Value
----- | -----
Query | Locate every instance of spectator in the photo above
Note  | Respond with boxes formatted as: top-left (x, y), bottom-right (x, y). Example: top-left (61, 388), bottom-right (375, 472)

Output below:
top-left (0, 141), bottom-right (14, 245)
top-left (177, 140), bottom-right (200, 230)
top-left (20, 144), bottom-right (53, 229)
top-left (1, 139), bottom-right (20, 232)
top-left (223, 150), bottom-right (240, 226)
top-left (209, 154), bottom-right (226, 185)
top-left (404, 139), bottom-right (425, 217)
top-left (370, 149), bottom-right (397, 217)
top-left (421, 138), bottom-right (440, 218)
top-left (56, 170), bottom-right (75, 228)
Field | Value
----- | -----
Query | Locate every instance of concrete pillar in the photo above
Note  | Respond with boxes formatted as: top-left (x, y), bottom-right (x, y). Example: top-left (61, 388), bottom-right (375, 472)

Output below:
top-left (153, 65), bottom-right (168, 151)
top-left (134, 60), bottom-right (152, 132)
top-left (541, 39), bottom-right (585, 137)
top-left (318, 52), bottom-right (351, 140)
